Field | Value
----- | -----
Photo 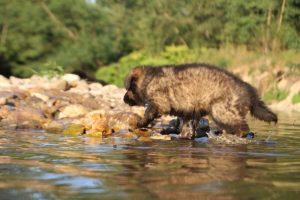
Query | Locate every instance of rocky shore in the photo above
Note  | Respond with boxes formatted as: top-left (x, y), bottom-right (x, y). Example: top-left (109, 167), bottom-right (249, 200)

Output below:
top-left (0, 74), bottom-right (156, 139)
top-left (0, 72), bottom-right (298, 143)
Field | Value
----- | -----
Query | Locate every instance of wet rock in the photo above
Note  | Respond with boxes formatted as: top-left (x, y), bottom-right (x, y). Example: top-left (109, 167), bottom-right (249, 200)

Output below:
top-left (107, 112), bottom-right (142, 131)
top-left (194, 137), bottom-right (209, 143)
top-left (85, 131), bottom-right (103, 137)
top-left (246, 132), bottom-right (255, 139)
top-left (208, 127), bottom-right (223, 136)
top-left (81, 109), bottom-right (107, 130)
top-left (195, 118), bottom-right (210, 138)
top-left (150, 133), bottom-right (171, 141)
top-left (138, 136), bottom-right (152, 142)
top-left (85, 117), bottom-right (113, 136)
top-left (57, 104), bottom-right (89, 119)
top-left (0, 106), bottom-right (48, 129)
top-left (134, 128), bottom-right (152, 137)
top-left (114, 130), bottom-right (138, 140)
top-left (44, 118), bottom-right (78, 134)
top-left (160, 118), bottom-right (180, 135)
top-left (63, 124), bottom-right (85, 136)
top-left (44, 120), bottom-right (65, 134)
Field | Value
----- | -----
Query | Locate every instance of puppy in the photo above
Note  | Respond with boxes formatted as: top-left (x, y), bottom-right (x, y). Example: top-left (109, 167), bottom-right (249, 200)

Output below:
top-left (123, 63), bottom-right (277, 137)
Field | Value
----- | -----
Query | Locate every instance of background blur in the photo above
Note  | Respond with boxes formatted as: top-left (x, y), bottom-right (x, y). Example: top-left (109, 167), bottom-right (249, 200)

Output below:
top-left (0, 0), bottom-right (299, 86)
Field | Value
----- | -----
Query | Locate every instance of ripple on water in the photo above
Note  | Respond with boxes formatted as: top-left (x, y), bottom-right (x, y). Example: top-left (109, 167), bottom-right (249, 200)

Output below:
top-left (0, 112), bottom-right (300, 199)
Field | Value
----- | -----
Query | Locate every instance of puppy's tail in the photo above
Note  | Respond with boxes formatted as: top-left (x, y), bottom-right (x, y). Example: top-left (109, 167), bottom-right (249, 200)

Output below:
top-left (250, 96), bottom-right (277, 123)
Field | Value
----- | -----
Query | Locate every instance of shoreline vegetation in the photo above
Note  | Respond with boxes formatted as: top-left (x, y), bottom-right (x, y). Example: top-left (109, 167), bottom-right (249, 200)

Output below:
top-left (0, 71), bottom-right (290, 144)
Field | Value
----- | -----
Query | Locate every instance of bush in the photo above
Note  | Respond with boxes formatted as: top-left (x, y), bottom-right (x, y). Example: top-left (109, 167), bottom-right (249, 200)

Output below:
top-left (263, 88), bottom-right (289, 103)
top-left (95, 45), bottom-right (230, 87)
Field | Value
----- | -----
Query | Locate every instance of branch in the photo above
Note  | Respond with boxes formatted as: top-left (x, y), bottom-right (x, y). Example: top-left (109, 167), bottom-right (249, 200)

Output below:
top-left (39, 1), bottom-right (76, 39)
top-left (277, 0), bottom-right (286, 33)
top-left (1, 22), bottom-right (8, 45)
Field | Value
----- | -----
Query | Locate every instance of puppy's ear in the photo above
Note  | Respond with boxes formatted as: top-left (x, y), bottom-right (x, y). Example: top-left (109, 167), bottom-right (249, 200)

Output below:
top-left (124, 67), bottom-right (144, 90)
top-left (131, 67), bottom-right (144, 78)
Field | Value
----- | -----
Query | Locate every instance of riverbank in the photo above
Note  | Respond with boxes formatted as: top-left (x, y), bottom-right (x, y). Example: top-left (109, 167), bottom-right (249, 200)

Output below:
top-left (0, 70), bottom-right (299, 140)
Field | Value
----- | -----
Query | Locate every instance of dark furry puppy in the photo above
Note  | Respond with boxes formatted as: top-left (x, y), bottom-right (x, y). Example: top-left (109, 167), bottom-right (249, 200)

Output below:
top-left (123, 63), bottom-right (277, 137)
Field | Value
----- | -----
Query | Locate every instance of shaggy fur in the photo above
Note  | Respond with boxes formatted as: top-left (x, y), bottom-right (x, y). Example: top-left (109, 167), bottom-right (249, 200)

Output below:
top-left (123, 63), bottom-right (277, 137)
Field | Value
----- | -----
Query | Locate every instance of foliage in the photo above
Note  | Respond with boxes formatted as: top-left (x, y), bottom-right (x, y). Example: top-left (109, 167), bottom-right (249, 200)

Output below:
top-left (292, 92), bottom-right (300, 104)
top-left (263, 88), bottom-right (289, 103)
top-left (96, 45), bottom-right (231, 86)
top-left (0, 0), bottom-right (299, 77)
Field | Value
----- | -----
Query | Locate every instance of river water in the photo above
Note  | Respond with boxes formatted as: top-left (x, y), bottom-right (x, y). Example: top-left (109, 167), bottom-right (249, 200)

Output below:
top-left (0, 112), bottom-right (299, 200)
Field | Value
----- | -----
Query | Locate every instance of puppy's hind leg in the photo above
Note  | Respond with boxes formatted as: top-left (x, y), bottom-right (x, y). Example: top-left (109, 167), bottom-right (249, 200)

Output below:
top-left (211, 102), bottom-right (250, 137)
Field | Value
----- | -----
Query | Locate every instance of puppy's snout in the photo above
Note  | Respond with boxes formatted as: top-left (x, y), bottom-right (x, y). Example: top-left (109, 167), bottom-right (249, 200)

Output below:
top-left (123, 92), bottom-right (129, 103)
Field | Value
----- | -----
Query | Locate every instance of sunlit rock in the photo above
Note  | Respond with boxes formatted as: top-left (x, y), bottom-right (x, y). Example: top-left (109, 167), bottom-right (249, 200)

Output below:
top-left (107, 112), bottom-right (142, 131)
top-left (57, 104), bottom-right (89, 119)
top-left (62, 73), bottom-right (80, 87)
top-left (0, 75), bottom-right (11, 89)
top-left (150, 133), bottom-right (171, 141)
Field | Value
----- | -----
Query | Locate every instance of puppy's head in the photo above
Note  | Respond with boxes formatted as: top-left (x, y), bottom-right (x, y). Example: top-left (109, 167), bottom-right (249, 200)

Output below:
top-left (123, 67), bottom-right (145, 106)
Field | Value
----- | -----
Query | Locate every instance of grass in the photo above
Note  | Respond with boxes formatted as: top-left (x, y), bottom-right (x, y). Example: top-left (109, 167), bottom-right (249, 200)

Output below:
top-left (292, 92), bottom-right (300, 104)
top-left (263, 89), bottom-right (289, 103)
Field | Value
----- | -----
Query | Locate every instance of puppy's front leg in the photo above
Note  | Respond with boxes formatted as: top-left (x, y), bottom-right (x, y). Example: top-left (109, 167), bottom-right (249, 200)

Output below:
top-left (137, 104), bottom-right (159, 128)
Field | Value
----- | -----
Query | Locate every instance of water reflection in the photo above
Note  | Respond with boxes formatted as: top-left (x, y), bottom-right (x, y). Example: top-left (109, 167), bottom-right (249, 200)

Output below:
top-left (0, 112), bottom-right (299, 199)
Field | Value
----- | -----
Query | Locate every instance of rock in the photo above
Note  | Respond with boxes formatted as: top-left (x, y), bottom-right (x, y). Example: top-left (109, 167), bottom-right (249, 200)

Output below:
top-left (62, 74), bottom-right (80, 87)
top-left (95, 120), bottom-right (113, 136)
top-left (57, 104), bottom-right (89, 119)
top-left (63, 124), bottom-right (85, 136)
top-left (67, 80), bottom-right (90, 94)
top-left (50, 79), bottom-right (68, 91)
top-left (85, 131), bottom-right (103, 137)
top-left (85, 117), bottom-right (113, 136)
top-left (114, 131), bottom-right (138, 140)
top-left (107, 112), bottom-right (142, 131)
top-left (0, 106), bottom-right (48, 129)
top-left (100, 84), bottom-right (126, 100)
top-left (30, 92), bottom-right (50, 102)
top-left (134, 128), bottom-right (152, 137)
top-left (277, 78), bottom-right (289, 91)
top-left (137, 136), bottom-right (152, 142)
top-left (150, 133), bottom-right (171, 141)
top-left (130, 106), bottom-right (145, 117)
top-left (194, 137), bottom-right (209, 143)
top-left (0, 91), bottom-right (16, 105)
top-left (0, 75), bottom-right (11, 89)
top-left (81, 109), bottom-right (107, 130)
top-left (89, 83), bottom-right (103, 96)
top-left (44, 120), bottom-right (65, 134)
top-left (289, 80), bottom-right (300, 95)
top-left (246, 132), bottom-right (255, 139)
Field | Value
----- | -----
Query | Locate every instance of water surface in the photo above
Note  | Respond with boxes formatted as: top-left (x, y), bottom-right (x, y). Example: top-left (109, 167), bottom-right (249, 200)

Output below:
top-left (0, 113), bottom-right (299, 200)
